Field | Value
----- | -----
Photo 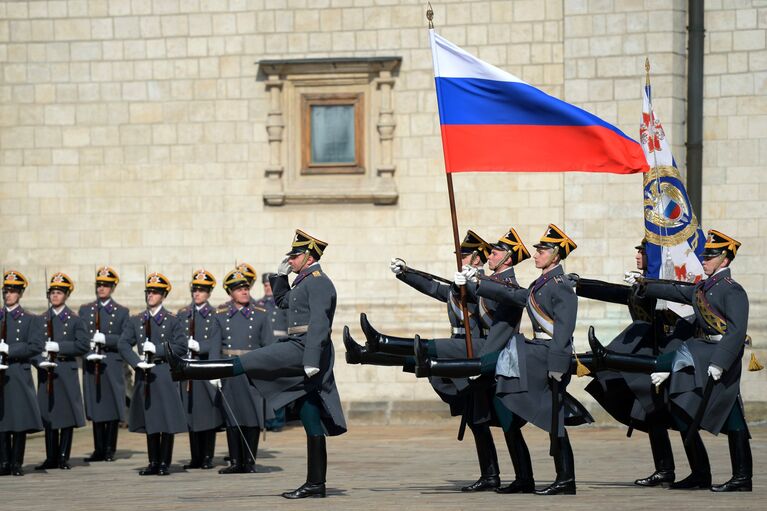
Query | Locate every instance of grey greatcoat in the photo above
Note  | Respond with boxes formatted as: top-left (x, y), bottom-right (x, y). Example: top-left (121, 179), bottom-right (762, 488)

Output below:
top-left (36, 307), bottom-right (90, 429)
top-left (178, 302), bottom-right (224, 431)
top-left (577, 278), bottom-right (692, 431)
top-left (0, 306), bottom-right (44, 433)
top-left (642, 268), bottom-right (749, 435)
top-left (396, 268), bottom-right (488, 415)
top-left (79, 300), bottom-right (130, 423)
top-left (255, 295), bottom-right (288, 345)
top-left (215, 301), bottom-right (269, 429)
top-left (119, 308), bottom-right (187, 435)
top-left (240, 264), bottom-right (346, 436)
top-left (485, 266), bottom-right (593, 435)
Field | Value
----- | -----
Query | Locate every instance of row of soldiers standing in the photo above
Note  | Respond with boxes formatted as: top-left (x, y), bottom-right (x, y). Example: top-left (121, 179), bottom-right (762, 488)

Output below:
top-left (0, 263), bottom-right (286, 477)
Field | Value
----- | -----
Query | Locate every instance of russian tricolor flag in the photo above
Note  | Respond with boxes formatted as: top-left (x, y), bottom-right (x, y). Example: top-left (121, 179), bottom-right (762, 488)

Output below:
top-left (430, 30), bottom-right (649, 174)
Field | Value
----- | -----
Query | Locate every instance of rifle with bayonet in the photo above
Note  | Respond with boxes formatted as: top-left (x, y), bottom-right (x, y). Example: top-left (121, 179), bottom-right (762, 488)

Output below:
top-left (186, 298), bottom-right (196, 394)
top-left (45, 270), bottom-right (56, 397)
top-left (93, 293), bottom-right (102, 388)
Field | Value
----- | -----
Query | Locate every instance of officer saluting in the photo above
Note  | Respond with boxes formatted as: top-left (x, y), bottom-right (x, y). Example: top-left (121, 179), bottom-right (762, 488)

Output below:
top-left (80, 266), bottom-right (130, 463)
top-left (0, 271), bottom-right (44, 476)
top-left (177, 270), bottom-right (223, 470)
top-left (169, 229), bottom-right (347, 499)
top-left (213, 269), bottom-right (268, 474)
top-left (119, 272), bottom-right (187, 476)
top-left (35, 273), bottom-right (90, 471)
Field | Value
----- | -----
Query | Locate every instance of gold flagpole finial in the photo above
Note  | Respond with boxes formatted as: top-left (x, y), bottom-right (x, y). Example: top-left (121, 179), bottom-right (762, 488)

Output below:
top-left (645, 57), bottom-right (651, 87)
top-left (426, 3), bottom-right (434, 29)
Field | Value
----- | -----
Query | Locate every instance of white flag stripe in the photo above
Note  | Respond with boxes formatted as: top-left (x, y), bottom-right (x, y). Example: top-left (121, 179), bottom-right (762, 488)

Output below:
top-left (430, 29), bottom-right (526, 84)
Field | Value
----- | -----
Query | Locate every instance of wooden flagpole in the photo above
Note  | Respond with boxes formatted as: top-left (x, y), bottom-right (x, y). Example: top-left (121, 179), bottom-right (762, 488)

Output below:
top-left (428, 4), bottom-right (474, 358)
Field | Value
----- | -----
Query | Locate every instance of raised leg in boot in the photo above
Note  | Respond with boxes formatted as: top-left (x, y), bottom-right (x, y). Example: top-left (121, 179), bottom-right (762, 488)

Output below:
top-left (635, 422), bottom-right (675, 487)
top-left (343, 326), bottom-right (407, 366)
top-left (461, 423), bottom-right (500, 492)
top-left (535, 430), bottom-right (576, 495)
top-left (360, 313), bottom-right (421, 355)
top-left (588, 326), bottom-right (660, 373)
top-left (670, 429), bottom-right (711, 489)
top-left (165, 341), bottom-right (241, 381)
top-left (139, 433), bottom-right (161, 475)
top-left (497, 426), bottom-right (535, 494)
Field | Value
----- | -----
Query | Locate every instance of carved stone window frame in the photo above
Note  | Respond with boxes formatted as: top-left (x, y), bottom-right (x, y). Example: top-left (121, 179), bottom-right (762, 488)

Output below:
top-left (259, 57), bottom-right (401, 206)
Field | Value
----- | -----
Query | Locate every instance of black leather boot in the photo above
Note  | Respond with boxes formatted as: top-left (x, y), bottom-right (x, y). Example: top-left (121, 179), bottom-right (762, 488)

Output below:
top-left (360, 313), bottom-right (419, 355)
top-left (183, 431), bottom-right (201, 469)
top-left (711, 430), bottom-right (752, 492)
top-left (0, 432), bottom-right (10, 476)
top-left (241, 427), bottom-right (259, 473)
top-left (166, 342), bottom-right (237, 381)
top-left (200, 429), bottom-right (216, 469)
top-left (282, 435), bottom-right (327, 499)
top-left (670, 430), bottom-right (711, 489)
top-left (343, 326), bottom-right (405, 366)
top-left (84, 422), bottom-right (105, 462)
top-left (35, 426), bottom-right (59, 470)
top-left (462, 424), bottom-right (500, 492)
top-left (58, 427), bottom-right (73, 469)
top-left (157, 433), bottom-right (173, 475)
top-left (589, 326), bottom-right (658, 373)
top-left (497, 427), bottom-right (535, 493)
top-left (218, 427), bottom-right (243, 474)
top-left (139, 433), bottom-right (160, 476)
top-left (104, 420), bottom-right (118, 461)
top-left (635, 424), bottom-right (675, 487)
top-left (419, 358), bottom-right (483, 379)
top-left (535, 431), bottom-right (576, 495)
top-left (10, 432), bottom-right (26, 476)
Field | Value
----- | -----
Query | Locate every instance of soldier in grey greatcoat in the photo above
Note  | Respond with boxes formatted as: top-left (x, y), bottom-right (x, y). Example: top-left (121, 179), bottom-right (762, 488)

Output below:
top-left (34, 272), bottom-right (90, 471)
top-left (213, 269), bottom-right (269, 474)
top-left (0, 270), bottom-right (44, 476)
top-left (119, 272), bottom-right (187, 476)
top-left (80, 266), bottom-right (130, 463)
top-left (574, 241), bottom-right (705, 489)
top-left (587, 229), bottom-right (755, 492)
top-left (416, 224), bottom-right (594, 496)
top-left (257, 272), bottom-right (288, 431)
top-left (169, 229), bottom-right (347, 499)
top-left (177, 269), bottom-right (223, 470)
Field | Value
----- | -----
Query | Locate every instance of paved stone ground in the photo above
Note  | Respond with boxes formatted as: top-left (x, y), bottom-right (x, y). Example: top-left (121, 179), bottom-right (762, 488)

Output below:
top-left (2, 421), bottom-right (764, 510)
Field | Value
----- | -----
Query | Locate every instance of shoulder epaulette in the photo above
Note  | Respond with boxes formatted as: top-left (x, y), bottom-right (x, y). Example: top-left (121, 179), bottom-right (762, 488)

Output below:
top-left (252, 305), bottom-right (267, 313)
top-left (216, 304), bottom-right (229, 312)
top-left (177, 306), bottom-right (190, 315)
top-left (312, 270), bottom-right (322, 277)
top-left (553, 275), bottom-right (564, 284)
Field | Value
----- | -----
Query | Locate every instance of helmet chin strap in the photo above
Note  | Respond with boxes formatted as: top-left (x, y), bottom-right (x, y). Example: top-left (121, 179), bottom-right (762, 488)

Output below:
top-left (493, 250), bottom-right (512, 272)
top-left (543, 247), bottom-right (560, 270)
top-left (298, 251), bottom-right (311, 272)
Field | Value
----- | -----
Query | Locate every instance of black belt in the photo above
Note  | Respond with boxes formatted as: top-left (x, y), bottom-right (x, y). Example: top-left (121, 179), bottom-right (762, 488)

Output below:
top-left (149, 358), bottom-right (166, 365)
top-left (56, 356), bottom-right (77, 362)
top-left (102, 347), bottom-right (119, 353)
top-left (8, 358), bottom-right (29, 364)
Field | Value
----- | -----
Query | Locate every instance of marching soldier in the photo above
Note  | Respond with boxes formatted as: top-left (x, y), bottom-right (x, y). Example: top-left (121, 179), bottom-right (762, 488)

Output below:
top-left (0, 271), bottom-right (44, 476)
top-left (257, 272), bottom-right (288, 431)
top-left (213, 269), bottom-right (269, 474)
top-left (169, 229), bottom-right (347, 499)
top-left (177, 269), bottom-right (223, 470)
top-left (35, 273), bottom-right (90, 470)
top-left (416, 225), bottom-right (594, 495)
top-left (119, 272), bottom-right (187, 476)
top-left (588, 230), bottom-right (755, 492)
top-left (80, 266), bottom-right (130, 463)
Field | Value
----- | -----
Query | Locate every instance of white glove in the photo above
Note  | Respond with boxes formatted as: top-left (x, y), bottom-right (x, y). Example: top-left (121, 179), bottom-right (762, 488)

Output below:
top-left (142, 341), bottom-right (156, 354)
top-left (389, 258), bottom-right (406, 275)
top-left (624, 270), bottom-right (642, 285)
top-left (304, 365), bottom-right (320, 377)
top-left (548, 371), bottom-right (563, 382)
top-left (92, 331), bottom-right (106, 345)
top-left (650, 371), bottom-right (670, 387)
top-left (453, 271), bottom-right (467, 286)
top-left (137, 361), bottom-right (155, 370)
top-left (86, 353), bottom-right (106, 362)
top-left (187, 338), bottom-right (200, 352)
top-left (0, 340), bottom-right (8, 355)
top-left (39, 360), bottom-right (57, 369)
top-left (45, 341), bottom-right (59, 353)
top-left (707, 364), bottom-right (723, 381)
top-left (0, 364), bottom-right (7, 371)
top-left (209, 379), bottom-right (222, 388)
top-left (277, 257), bottom-right (291, 276)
